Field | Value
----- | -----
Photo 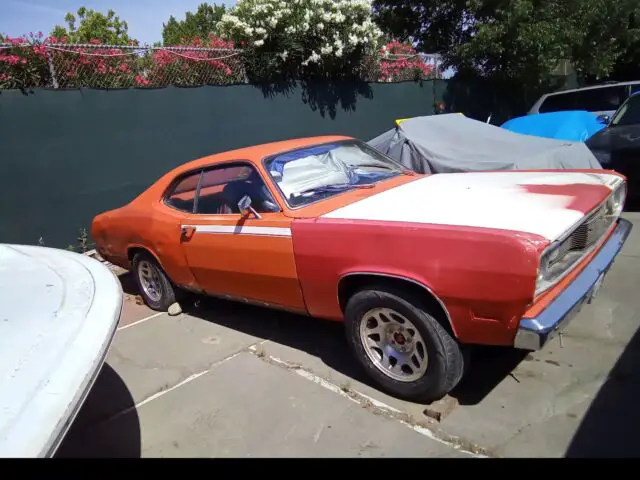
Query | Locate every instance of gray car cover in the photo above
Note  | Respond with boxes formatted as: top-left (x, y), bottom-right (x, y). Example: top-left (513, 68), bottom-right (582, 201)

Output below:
top-left (368, 114), bottom-right (603, 174)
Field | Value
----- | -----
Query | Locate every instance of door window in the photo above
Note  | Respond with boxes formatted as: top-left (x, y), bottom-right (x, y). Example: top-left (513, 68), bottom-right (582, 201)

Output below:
top-left (196, 164), bottom-right (280, 214)
top-left (539, 86), bottom-right (628, 113)
top-left (579, 86), bottom-right (627, 112)
top-left (539, 91), bottom-right (580, 113)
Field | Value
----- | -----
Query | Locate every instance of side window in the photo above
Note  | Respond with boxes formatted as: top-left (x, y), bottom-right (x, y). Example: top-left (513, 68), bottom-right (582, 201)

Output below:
top-left (165, 171), bottom-right (201, 213)
top-left (630, 84), bottom-right (640, 95)
top-left (538, 91), bottom-right (580, 113)
top-left (578, 86), bottom-right (627, 112)
top-left (196, 164), bottom-right (280, 215)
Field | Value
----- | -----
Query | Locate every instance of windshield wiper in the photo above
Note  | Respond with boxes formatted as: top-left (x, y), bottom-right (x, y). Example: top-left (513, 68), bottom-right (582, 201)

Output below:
top-left (353, 163), bottom-right (396, 170)
top-left (294, 183), bottom-right (374, 197)
top-left (351, 163), bottom-right (415, 175)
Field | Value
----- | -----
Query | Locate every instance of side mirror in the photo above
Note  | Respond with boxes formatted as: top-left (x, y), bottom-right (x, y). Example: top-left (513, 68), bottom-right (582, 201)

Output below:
top-left (596, 114), bottom-right (610, 125)
top-left (238, 195), bottom-right (261, 219)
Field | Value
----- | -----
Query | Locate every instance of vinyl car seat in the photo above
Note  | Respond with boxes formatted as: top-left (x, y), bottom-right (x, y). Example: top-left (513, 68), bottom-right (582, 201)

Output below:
top-left (222, 179), bottom-right (279, 213)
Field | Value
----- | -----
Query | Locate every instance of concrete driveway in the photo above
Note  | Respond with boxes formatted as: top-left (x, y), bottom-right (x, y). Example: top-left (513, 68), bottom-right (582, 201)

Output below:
top-left (56, 213), bottom-right (640, 458)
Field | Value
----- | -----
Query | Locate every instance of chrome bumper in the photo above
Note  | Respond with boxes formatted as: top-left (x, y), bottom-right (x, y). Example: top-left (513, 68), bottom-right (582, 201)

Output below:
top-left (513, 218), bottom-right (632, 351)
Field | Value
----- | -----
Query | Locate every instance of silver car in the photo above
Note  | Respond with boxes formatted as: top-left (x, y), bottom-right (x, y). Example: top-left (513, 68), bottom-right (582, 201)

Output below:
top-left (529, 81), bottom-right (640, 119)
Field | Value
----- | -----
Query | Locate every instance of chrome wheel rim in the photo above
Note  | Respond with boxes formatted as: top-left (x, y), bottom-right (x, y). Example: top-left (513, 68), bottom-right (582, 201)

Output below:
top-left (138, 260), bottom-right (162, 303)
top-left (359, 308), bottom-right (428, 382)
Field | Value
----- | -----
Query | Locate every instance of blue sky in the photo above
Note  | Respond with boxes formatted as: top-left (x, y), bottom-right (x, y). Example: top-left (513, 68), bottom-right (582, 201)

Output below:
top-left (1, 0), bottom-right (236, 44)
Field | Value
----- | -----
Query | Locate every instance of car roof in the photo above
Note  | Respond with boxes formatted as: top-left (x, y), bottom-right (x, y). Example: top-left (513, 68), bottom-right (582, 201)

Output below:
top-left (176, 135), bottom-right (353, 174)
top-left (543, 80), bottom-right (640, 97)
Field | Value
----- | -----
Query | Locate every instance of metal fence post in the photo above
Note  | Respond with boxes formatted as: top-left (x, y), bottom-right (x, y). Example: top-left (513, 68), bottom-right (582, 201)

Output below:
top-left (45, 47), bottom-right (59, 88)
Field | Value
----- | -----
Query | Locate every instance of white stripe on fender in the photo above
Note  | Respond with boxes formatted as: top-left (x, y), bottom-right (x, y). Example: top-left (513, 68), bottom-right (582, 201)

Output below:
top-left (183, 224), bottom-right (291, 237)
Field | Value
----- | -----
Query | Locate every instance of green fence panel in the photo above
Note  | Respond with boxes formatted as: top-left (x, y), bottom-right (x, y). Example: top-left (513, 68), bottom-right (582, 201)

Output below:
top-left (0, 81), bottom-right (438, 248)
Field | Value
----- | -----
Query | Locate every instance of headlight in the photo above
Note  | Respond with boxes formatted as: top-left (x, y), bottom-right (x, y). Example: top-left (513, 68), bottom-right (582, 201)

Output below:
top-left (536, 243), bottom-right (582, 296)
top-left (536, 180), bottom-right (625, 296)
top-left (536, 245), bottom-right (559, 295)
top-left (610, 181), bottom-right (627, 216)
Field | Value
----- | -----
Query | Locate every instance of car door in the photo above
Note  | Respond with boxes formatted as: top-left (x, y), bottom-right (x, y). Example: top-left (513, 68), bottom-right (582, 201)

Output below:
top-left (178, 161), bottom-right (306, 312)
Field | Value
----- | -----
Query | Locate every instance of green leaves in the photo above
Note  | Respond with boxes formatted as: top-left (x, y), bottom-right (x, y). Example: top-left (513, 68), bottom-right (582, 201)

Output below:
top-left (374, 0), bottom-right (640, 87)
top-left (161, 3), bottom-right (227, 46)
top-left (50, 6), bottom-right (133, 45)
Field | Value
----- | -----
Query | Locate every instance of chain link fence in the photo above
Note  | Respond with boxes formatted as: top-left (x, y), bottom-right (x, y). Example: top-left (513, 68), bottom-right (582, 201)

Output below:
top-left (0, 43), bottom-right (441, 90)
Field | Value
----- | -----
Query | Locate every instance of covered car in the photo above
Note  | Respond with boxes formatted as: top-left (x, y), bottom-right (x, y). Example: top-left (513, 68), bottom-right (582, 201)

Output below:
top-left (368, 114), bottom-right (602, 174)
top-left (501, 110), bottom-right (605, 142)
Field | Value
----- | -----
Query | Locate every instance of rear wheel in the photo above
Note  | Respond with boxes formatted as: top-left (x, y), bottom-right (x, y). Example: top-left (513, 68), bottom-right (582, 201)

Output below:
top-left (132, 252), bottom-right (177, 311)
top-left (344, 286), bottom-right (465, 403)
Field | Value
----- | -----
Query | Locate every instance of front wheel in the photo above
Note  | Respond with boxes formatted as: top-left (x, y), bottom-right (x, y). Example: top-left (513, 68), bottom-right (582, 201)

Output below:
top-left (344, 287), bottom-right (465, 403)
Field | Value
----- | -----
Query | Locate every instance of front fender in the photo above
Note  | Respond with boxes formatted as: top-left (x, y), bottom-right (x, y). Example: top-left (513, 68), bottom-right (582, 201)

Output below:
top-left (293, 217), bottom-right (547, 345)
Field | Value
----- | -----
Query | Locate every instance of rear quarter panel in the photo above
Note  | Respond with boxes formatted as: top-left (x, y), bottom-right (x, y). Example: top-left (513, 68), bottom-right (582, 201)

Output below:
top-left (92, 201), bottom-right (198, 289)
top-left (292, 218), bottom-right (549, 345)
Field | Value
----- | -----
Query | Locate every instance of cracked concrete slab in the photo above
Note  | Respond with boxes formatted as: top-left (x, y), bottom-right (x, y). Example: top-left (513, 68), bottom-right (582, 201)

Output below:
top-left (104, 313), bottom-right (262, 412)
top-left (62, 352), bottom-right (475, 458)
top-left (251, 327), bottom-right (615, 457)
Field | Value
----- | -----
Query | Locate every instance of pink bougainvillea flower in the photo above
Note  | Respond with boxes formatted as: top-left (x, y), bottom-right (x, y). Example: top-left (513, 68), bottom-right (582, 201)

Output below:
top-left (135, 74), bottom-right (149, 86)
top-left (0, 54), bottom-right (21, 65)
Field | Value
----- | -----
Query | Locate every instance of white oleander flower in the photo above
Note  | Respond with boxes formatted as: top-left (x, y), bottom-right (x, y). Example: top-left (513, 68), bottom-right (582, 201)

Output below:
top-left (308, 51), bottom-right (321, 63)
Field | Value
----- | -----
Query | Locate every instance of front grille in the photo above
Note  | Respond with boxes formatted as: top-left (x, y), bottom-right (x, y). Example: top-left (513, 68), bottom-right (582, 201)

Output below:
top-left (549, 200), bottom-right (616, 269)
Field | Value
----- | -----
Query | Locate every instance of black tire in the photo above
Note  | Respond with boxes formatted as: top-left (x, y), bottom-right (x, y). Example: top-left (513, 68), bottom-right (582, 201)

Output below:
top-left (344, 286), bottom-right (465, 403)
top-left (132, 252), bottom-right (177, 311)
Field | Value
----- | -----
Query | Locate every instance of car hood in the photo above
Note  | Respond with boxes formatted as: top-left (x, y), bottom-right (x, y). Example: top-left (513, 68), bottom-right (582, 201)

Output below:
top-left (587, 124), bottom-right (640, 152)
top-left (321, 171), bottom-right (622, 241)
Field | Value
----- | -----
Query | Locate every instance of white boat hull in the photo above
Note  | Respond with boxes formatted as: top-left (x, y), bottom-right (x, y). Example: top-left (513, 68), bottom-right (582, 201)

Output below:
top-left (0, 245), bottom-right (123, 457)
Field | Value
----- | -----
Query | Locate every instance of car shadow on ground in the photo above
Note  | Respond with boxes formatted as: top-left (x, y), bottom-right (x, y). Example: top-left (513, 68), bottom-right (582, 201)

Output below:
top-left (55, 363), bottom-right (141, 458)
top-left (565, 326), bottom-right (640, 458)
top-left (178, 291), bottom-right (527, 407)
top-left (119, 271), bottom-right (141, 297)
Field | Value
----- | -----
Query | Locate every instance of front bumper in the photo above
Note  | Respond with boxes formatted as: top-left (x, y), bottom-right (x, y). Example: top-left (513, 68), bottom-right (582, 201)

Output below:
top-left (513, 218), bottom-right (632, 351)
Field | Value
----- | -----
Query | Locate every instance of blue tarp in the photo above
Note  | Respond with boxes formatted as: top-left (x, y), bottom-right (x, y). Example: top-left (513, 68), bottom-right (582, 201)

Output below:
top-left (501, 110), bottom-right (605, 142)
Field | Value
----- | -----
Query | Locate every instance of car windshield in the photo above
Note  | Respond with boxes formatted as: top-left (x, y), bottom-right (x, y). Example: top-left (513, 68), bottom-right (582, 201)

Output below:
top-left (264, 140), bottom-right (409, 207)
top-left (610, 93), bottom-right (640, 127)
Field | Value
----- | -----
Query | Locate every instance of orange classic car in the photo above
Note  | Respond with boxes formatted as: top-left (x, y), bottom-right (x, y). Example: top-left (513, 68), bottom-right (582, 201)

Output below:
top-left (92, 135), bottom-right (631, 402)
